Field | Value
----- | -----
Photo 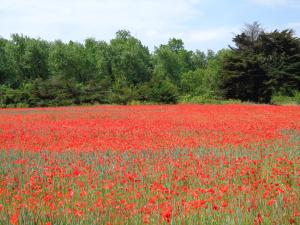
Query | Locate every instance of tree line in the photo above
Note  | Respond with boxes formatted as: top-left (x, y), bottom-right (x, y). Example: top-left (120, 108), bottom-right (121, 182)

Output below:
top-left (0, 22), bottom-right (299, 107)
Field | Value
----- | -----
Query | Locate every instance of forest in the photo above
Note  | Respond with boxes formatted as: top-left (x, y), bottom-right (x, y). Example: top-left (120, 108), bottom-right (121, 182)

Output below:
top-left (0, 22), bottom-right (300, 107)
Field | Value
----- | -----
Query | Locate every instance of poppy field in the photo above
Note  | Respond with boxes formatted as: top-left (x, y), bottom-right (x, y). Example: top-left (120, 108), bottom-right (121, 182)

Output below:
top-left (0, 104), bottom-right (299, 225)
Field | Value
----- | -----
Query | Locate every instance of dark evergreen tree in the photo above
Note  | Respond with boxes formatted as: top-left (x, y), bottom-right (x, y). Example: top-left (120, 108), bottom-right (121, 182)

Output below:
top-left (221, 23), bottom-right (300, 103)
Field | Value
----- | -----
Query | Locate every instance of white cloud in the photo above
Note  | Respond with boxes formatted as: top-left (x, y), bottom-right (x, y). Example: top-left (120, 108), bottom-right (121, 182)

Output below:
top-left (139, 26), bottom-right (238, 51)
top-left (288, 22), bottom-right (300, 28)
top-left (287, 22), bottom-right (300, 35)
top-left (251, 0), bottom-right (300, 7)
top-left (185, 27), bottom-right (238, 42)
top-left (253, 0), bottom-right (288, 5)
top-left (0, 0), bottom-right (207, 48)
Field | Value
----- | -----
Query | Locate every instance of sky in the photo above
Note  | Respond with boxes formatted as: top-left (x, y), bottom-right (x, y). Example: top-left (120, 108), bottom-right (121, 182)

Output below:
top-left (1, 0), bottom-right (300, 51)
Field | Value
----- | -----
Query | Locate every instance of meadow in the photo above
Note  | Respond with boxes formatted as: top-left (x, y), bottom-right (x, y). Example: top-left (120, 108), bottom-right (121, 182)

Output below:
top-left (0, 104), bottom-right (299, 225)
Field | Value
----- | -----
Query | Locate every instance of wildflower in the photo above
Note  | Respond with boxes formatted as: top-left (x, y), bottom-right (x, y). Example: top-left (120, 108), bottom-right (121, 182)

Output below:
top-left (267, 199), bottom-right (276, 206)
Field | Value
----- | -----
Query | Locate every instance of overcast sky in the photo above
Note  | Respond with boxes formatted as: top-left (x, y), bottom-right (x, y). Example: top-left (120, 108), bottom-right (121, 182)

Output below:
top-left (1, 0), bottom-right (300, 51)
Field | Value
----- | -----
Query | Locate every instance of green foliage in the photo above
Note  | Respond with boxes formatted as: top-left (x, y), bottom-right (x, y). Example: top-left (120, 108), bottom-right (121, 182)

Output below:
top-left (180, 49), bottom-right (230, 98)
top-left (153, 38), bottom-right (194, 86)
top-left (179, 95), bottom-right (242, 104)
top-left (271, 91), bottom-right (300, 105)
top-left (180, 69), bottom-right (214, 96)
top-left (0, 25), bottom-right (299, 107)
top-left (191, 50), bottom-right (207, 70)
top-left (110, 30), bottom-right (152, 85)
top-left (48, 40), bottom-right (91, 82)
top-left (139, 76), bottom-right (179, 104)
top-left (84, 39), bottom-right (112, 81)
top-left (221, 22), bottom-right (300, 103)
top-left (108, 76), bottom-right (138, 105)
top-left (149, 78), bottom-right (178, 104)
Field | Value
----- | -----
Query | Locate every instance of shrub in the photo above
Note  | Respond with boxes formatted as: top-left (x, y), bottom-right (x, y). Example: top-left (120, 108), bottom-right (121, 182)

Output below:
top-left (271, 91), bottom-right (300, 105)
top-left (179, 94), bottom-right (242, 104)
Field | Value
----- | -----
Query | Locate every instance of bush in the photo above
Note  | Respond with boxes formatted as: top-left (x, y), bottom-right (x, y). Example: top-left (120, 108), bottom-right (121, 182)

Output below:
top-left (179, 94), bottom-right (242, 104)
top-left (271, 92), bottom-right (300, 105)
top-left (141, 77), bottom-right (179, 104)
top-left (108, 87), bottom-right (138, 105)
